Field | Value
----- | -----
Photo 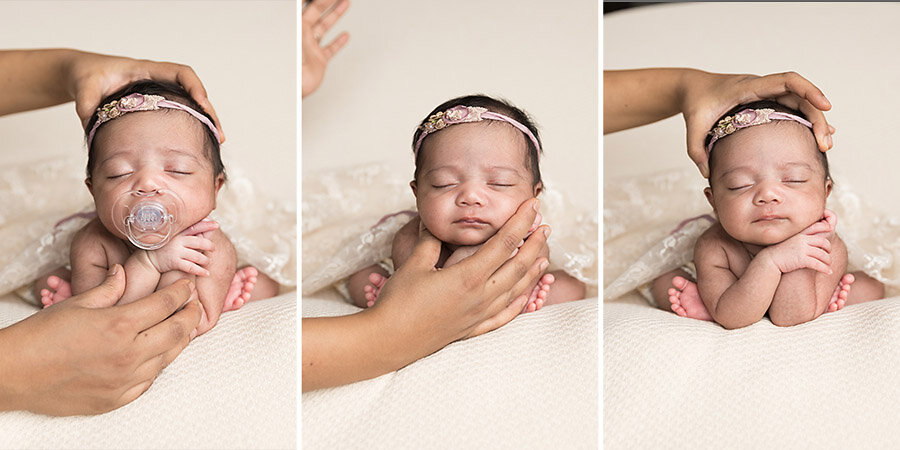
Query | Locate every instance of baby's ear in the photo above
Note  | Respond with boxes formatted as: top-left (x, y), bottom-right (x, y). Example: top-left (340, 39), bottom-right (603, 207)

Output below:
top-left (703, 186), bottom-right (716, 211)
top-left (410, 180), bottom-right (418, 197)
top-left (214, 173), bottom-right (225, 194)
top-left (84, 178), bottom-right (94, 196)
top-left (825, 178), bottom-right (833, 198)
top-left (533, 181), bottom-right (543, 197)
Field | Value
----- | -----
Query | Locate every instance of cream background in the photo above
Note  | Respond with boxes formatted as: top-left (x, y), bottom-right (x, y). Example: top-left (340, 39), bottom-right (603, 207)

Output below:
top-left (0, 0), bottom-right (296, 202)
top-left (302, 0), bottom-right (598, 212)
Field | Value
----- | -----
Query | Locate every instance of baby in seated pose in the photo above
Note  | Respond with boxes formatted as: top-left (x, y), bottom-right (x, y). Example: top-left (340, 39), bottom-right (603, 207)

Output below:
top-left (651, 100), bottom-right (884, 329)
top-left (37, 80), bottom-right (278, 334)
top-left (348, 95), bottom-right (585, 311)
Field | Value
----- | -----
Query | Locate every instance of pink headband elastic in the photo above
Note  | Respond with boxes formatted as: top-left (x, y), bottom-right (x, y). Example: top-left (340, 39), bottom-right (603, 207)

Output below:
top-left (707, 108), bottom-right (812, 155)
top-left (87, 93), bottom-right (220, 148)
top-left (413, 105), bottom-right (541, 158)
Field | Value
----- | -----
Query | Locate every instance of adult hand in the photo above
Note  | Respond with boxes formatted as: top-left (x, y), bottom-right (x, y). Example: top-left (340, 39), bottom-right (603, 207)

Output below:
top-left (302, 198), bottom-right (549, 392)
top-left (65, 50), bottom-right (225, 142)
top-left (682, 70), bottom-right (834, 177)
top-left (374, 198), bottom-right (550, 351)
top-left (0, 265), bottom-right (202, 416)
top-left (302, 0), bottom-right (350, 98)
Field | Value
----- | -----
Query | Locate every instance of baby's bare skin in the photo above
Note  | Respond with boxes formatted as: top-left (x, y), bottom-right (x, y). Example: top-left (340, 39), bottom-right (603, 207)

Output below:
top-left (652, 215), bottom-right (883, 328)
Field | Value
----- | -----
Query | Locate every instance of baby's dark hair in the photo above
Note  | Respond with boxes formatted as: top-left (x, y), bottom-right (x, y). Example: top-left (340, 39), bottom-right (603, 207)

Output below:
top-left (84, 79), bottom-right (225, 181)
top-left (411, 94), bottom-right (543, 187)
top-left (706, 100), bottom-right (830, 183)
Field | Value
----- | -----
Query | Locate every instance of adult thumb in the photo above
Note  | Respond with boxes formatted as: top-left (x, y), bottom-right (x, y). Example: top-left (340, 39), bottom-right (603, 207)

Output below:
top-left (72, 264), bottom-right (126, 308)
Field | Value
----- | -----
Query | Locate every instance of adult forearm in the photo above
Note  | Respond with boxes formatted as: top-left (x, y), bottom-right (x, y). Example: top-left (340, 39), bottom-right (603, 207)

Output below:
top-left (603, 68), bottom-right (696, 134)
top-left (0, 49), bottom-right (78, 116)
top-left (301, 311), bottom-right (414, 392)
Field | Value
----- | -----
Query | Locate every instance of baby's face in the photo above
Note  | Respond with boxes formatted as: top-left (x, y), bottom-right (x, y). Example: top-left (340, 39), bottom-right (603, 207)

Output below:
top-left (706, 121), bottom-right (831, 246)
top-left (413, 122), bottom-right (540, 246)
top-left (88, 111), bottom-right (223, 241)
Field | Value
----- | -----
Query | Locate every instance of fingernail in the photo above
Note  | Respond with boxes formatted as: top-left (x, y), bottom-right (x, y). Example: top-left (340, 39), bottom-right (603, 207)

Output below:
top-left (539, 260), bottom-right (549, 271)
top-left (543, 226), bottom-right (551, 237)
top-left (108, 264), bottom-right (119, 276)
top-left (189, 328), bottom-right (198, 340)
top-left (510, 247), bottom-right (519, 258)
top-left (533, 199), bottom-right (540, 211)
top-left (827, 134), bottom-right (833, 149)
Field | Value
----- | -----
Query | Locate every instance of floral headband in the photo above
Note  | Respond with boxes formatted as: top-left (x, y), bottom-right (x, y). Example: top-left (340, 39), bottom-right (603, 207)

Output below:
top-left (706, 108), bottom-right (812, 155)
top-left (87, 93), bottom-right (220, 148)
top-left (413, 105), bottom-right (541, 158)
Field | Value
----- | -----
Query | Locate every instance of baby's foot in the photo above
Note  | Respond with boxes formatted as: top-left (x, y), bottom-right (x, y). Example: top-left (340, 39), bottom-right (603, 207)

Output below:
top-left (523, 273), bottom-right (555, 313)
top-left (223, 267), bottom-right (258, 312)
top-left (363, 272), bottom-right (389, 307)
top-left (827, 273), bottom-right (855, 312)
top-left (40, 275), bottom-right (72, 308)
top-left (667, 276), bottom-right (713, 321)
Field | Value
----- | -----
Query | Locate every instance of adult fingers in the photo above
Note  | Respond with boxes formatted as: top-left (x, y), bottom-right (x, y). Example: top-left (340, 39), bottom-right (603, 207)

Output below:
top-left (322, 32), bottom-right (350, 60)
top-left (119, 279), bottom-right (199, 332)
top-left (70, 264), bottom-right (126, 308)
top-left (454, 198), bottom-right (540, 278)
top-left (75, 82), bottom-right (104, 128)
top-left (685, 114), bottom-right (711, 178)
top-left (171, 65), bottom-right (225, 143)
top-left (315, 0), bottom-right (350, 33)
top-left (482, 225), bottom-right (551, 301)
top-left (303, 0), bottom-right (340, 22)
top-left (131, 296), bottom-right (202, 360)
top-left (776, 93), bottom-right (832, 152)
top-left (466, 294), bottom-right (530, 338)
top-left (747, 71), bottom-right (831, 112)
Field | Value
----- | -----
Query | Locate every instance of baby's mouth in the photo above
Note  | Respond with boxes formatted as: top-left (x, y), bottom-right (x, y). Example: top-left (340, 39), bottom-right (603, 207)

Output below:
top-left (455, 217), bottom-right (489, 226)
top-left (753, 214), bottom-right (786, 223)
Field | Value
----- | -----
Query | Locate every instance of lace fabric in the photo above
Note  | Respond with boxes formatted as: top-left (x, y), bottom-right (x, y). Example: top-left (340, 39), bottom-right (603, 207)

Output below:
top-left (604, 168), bottom-right (900, 303)
top-left (302, 162), bottom-right (598, 298)
top-left (0, 155), bottom-right (296, 306)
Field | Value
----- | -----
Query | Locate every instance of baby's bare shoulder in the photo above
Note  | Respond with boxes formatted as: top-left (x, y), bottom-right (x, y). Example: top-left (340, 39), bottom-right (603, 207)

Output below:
top-left (695, 223), bottom-right (742, 267)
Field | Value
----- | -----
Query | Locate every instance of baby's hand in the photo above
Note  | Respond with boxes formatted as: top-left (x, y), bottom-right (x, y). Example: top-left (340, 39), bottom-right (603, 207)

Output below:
top-left (147, 220), bottom-right (218, 276)
top-left (762, 223), bottom-right (833, 275)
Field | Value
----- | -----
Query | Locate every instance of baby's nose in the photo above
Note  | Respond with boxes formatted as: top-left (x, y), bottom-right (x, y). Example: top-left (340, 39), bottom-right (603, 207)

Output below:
top-left (133, 170), bottom-right (163, 193)
top-left (456, 184), bottom-right (485, 206)
top-left (754, 183), bottom-right (782, 204)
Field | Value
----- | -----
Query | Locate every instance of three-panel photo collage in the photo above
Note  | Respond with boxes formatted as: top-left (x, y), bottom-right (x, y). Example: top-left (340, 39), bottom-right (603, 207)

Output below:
top-left (2, 1), bottom-right (900, 449)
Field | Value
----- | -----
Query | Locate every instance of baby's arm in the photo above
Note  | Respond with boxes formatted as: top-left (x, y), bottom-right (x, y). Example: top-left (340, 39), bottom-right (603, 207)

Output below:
top-left (186, 228), bottom-right (237, 335)
top-left (768, 213), bottom-right (846, 325)
top-left (391, 216), bottom-right (420, 268)
top-left (694, 231), bottom-right (783, 329)
top-left (69, 221), bottom-right (125, 296)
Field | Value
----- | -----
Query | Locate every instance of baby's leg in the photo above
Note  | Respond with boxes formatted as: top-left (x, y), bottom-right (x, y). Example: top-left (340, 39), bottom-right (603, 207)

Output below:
top-left (347, 265), bottom-right (390, 308)
top-left (651, 269), bottom-right (713, 321)
top-left (35, 267), bottom-right (72, 307)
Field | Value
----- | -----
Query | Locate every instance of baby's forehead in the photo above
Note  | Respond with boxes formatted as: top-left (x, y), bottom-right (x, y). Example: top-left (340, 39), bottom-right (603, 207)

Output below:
top-left (712, 122), bottom-right (821, 169)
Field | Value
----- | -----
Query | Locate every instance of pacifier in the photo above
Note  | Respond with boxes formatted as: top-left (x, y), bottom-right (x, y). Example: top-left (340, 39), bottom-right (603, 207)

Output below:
top-left (111, 190), bottom-right (185, 250)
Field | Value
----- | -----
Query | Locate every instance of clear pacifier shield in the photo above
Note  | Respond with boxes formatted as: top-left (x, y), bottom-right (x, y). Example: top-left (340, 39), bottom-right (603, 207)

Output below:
top-left (111, 190), bottom-right (183, 250)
